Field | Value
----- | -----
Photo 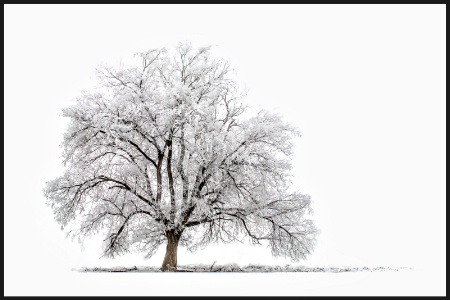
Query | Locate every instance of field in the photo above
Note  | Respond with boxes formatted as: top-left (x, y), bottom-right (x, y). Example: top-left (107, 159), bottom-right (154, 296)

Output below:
top-left (5, 264), bottom-right (444, 296)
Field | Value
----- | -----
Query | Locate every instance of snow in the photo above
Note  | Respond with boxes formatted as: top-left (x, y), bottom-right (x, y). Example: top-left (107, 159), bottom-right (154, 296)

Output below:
top-left (78, 264), bottom-right (408, 273)
top-left (4, 267), bottom-right (445, 296)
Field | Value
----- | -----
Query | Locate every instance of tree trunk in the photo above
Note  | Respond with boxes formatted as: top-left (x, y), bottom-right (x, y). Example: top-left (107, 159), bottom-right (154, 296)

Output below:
top-left (161, 231), bottom-right (180, 272)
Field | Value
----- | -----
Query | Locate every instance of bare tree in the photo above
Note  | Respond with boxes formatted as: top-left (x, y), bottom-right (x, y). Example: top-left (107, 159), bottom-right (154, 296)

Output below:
top-left (44, 42), bottom-right (317, 271)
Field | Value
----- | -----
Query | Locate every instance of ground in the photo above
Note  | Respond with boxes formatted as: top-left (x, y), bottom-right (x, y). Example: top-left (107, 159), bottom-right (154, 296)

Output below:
top-left (5, 265), bottom-right (445, 296)
top-left (79, 264), bottom-right (407, 273)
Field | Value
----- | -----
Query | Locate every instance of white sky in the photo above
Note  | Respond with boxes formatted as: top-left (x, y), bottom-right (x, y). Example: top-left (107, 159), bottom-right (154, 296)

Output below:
top-left (4, 4), bottom-right (446, 296)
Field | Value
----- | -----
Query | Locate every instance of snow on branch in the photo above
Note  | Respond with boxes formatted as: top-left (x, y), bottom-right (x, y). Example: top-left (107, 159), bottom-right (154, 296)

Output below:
top-left (44, 42), bottom-right (317, 262)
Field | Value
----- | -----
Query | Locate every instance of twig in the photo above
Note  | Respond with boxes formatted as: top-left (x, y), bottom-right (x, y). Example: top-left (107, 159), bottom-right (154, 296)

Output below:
top-left (210, 261), bottom-right (217, 272)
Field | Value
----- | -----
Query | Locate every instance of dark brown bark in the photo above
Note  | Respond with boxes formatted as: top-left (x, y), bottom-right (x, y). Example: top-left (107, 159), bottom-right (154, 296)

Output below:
top-left (161, 231), bottom-right (180, 272)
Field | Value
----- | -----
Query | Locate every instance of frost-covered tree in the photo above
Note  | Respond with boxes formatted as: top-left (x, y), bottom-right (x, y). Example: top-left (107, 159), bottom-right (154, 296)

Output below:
top-left (44, 42), bottom-right (317, 271)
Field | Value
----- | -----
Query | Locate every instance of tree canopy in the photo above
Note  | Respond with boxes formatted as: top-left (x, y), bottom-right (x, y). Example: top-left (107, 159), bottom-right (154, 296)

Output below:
top-left (44, 42), bottom-right (317, 271)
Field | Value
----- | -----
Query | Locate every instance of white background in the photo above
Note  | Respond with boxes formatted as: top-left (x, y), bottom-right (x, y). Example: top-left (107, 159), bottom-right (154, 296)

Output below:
top-left (4, 4), bottom-right (446, 296)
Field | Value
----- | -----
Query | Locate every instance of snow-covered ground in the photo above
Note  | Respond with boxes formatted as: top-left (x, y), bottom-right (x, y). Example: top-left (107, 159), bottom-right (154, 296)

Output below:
top-left (5, 265), bottom-right (445, 296)
top-left (79, 264), bottom-right (408, 273)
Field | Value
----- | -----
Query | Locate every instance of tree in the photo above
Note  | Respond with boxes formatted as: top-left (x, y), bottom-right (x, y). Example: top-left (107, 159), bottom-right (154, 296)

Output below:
top-left (44, 42), bottom-right (317, 272)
